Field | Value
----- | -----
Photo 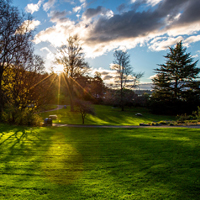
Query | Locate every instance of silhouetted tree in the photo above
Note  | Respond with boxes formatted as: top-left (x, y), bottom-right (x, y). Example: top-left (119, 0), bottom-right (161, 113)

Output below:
top-left (111, 50), bottom-right (143, 111)
top-left (55, 35), bottom-right (89, 111)
top-left (151, 41), bottom-right (200, 114)
top-left (75, 99), bottom-right (95, 124)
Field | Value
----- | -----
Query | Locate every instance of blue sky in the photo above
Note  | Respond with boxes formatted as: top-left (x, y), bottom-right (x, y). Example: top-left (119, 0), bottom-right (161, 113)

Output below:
top-left (12, 0), bottom-right (200, 90)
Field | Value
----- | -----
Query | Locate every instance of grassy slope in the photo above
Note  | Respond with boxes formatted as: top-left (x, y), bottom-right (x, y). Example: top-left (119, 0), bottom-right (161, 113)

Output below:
top-left (40, 105), bottom-right (175, 125)
top-left (0, 124), bottom-right (200, 199)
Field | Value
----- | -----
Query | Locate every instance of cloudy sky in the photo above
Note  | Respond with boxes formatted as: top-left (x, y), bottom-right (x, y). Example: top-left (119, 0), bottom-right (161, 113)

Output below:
top-left (13, 0), bottom-right (200, 90)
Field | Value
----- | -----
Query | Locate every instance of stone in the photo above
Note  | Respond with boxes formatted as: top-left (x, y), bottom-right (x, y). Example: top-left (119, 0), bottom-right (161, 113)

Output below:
top-left (49, 115), bottom-right (58, 120)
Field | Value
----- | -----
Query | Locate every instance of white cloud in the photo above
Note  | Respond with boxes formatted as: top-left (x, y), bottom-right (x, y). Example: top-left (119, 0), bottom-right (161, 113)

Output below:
top-left (149, 36), bottom-right (184, 51)
top-left (25, 0), bottom-right (43, 14)
top-left (148, 74), bottom-right (157, 80)
top-left (73, 6), bottom-right (81, 13)
top-left (16, 20), bottom-right (40, 34)
top-left (130, 0), bottom-right (137, 3)
top-left (89, 67), bottom-right (118, 85)
top-left (192, 50), bottom-right (200, 58)
top-left (167, 22), bottom-right (200, 37)
top-left (184, 35), bottom-right (200, 45)
top-left (43, 0), bottom-right (56, 12)
top-left (147, 0), bottom-right (163, 6)
top-left (34, 0), bottom-right (200, 61)
top-left (130, 0), bottom-right (163, 6)
top-left (137, 83), bottom-right (153, 90)
top-left (40, 47), bottom-right (51, 53)
top-left (34, 19), bottom-right (75, 47)
top-left (192, 54), bottom-right (199, 58)
top-left (104, 10), bottom-right (114, 19)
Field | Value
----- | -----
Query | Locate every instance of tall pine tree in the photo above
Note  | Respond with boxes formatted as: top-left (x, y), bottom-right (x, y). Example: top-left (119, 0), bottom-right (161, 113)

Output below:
top-left (151, 41), bottom-right (200, 114)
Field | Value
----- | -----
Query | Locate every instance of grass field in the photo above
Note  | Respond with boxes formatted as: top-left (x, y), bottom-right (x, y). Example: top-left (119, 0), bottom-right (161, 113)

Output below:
top-left (0, 124), bottom-right (200, 199)
top-left (40, 105), bottom-right (175, 125)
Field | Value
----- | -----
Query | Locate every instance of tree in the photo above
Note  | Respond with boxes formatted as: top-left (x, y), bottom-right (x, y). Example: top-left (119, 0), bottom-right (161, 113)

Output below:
top-left (89, 72), bottom-right (105, 102)
top-left (75, 99), bottom-right (95, 124)
top-left (55, 35), bottom-right (89, 111)
top-left (152, 41), bottom-right (200, 114)
top-left (111, 50), bottom-right (143, 111)
top-left (0, 0), bottom-right (33, 120)
top-left (1, 53), bottom-right (47, 124)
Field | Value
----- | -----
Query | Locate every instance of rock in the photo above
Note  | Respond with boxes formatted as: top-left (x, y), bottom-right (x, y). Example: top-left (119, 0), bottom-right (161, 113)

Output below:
top-left (135, 113), bottom-right (142, 116)
top-left (49, 115), bottom-right (58, 120)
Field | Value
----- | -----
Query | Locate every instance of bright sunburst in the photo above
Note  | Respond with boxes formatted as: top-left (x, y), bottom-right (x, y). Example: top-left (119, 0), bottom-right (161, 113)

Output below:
top-left (54, 64), bottom-right (64, 74)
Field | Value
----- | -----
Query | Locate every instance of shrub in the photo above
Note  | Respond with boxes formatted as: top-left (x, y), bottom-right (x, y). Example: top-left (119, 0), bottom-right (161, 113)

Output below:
top-left (2, 106), bottom-right (42, 126)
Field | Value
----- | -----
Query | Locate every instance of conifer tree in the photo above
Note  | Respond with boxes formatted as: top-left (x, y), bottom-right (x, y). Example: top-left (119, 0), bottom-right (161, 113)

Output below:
top-left (152, 41), bottom-right (200, 114)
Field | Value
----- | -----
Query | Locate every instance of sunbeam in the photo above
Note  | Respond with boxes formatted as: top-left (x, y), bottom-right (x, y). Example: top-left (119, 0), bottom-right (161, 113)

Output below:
top-left (57, 73), bottom-right (61, 107)
top-left (30, 73), bottom-right (55, 90)
top-left (69, 76), bottom-right (95, 100)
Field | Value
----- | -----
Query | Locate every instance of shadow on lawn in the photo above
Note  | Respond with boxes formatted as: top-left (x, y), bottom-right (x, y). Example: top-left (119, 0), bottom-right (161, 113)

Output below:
top-left (0, 126), bottom-right (85, 199)
top-left (61, 128), bottom-right (200, 199)
top-left (105, 129), bottom-right (200, 199)
top-left (0, 126), bottom-right (55, 193)
top-left (1, 126), bottom-right (200, 199)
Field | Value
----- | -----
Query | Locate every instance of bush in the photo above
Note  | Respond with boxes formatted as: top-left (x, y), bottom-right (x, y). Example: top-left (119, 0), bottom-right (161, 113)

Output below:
top-left (2, 106), bottom-right (42, 126)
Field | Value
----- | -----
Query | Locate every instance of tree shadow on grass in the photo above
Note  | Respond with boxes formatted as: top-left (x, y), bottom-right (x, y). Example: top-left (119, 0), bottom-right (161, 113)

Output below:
top-left (101, 128), bottom-right (200, 199)
top-left (0, 126), bottom-right (56, 196)
top-left (57, 128), bottom-right (200, 199)
top-left (0, 126), bottom-right (87, 199)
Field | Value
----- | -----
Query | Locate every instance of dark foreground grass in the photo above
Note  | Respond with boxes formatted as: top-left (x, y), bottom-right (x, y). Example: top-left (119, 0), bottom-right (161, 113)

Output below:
top-left (0, 124), bottom-right (200, 199)
top-left (40, 105), bottom-right (175, 125)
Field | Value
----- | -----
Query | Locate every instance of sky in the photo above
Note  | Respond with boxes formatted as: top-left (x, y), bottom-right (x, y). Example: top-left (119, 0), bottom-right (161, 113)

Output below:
top-left (12, 0), bottom-right (200, 90)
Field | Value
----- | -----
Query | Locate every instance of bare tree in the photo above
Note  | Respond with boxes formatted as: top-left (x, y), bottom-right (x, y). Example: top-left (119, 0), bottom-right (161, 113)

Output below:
top-left (55, 35), bottom-right (89, 111)
top-left (111, 50), bottom-right (143, 111)
top-left (75, 99), bottom-right (95, 124)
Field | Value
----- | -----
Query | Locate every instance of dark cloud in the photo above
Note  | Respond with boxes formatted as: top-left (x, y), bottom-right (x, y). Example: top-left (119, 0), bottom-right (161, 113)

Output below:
top-left (88, 9), bottom-right (163, 42)
top-left (49, 10), bottom-right (70, 23)
top-left (172, 0), bottom-right (200, 24)
top-left (101, 71), bottom-right (109, 75)
top-left (83, 6), bottom-right (105, 19)
top-left (86, 0), bottom-right (200, 43)
top-left (117, 3), bottom-right (127, 13)
top-left (103, 75), bottom-right (113, 80)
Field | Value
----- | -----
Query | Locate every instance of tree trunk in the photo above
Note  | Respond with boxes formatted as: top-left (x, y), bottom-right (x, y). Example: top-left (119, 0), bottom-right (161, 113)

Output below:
top-left (64, 75), bottom-right (74, 111)
top-left (174, 77), bottom-right (178, 99)
top-left (0, 67), bottom-right (4, 121)
top-left (120, 74), bottom-right (124, 111)
top-left (82, 114), bottom-right (85, 124)
top-left (121, 85), bottom-right (124, 111)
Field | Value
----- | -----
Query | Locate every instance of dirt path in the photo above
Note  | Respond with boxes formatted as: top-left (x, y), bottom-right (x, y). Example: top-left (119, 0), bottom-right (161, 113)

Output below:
top-left (40, 105), bottom-right (65, 113)
top-left (52, 123), bottom-right (200, 128)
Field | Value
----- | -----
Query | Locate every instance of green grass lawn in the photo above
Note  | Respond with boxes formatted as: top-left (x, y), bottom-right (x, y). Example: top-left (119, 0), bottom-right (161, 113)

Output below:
top-left (40, 105), bottom-right (175, 125)
top-left (0, 124), bottom-right (200, 199)
top-left (38, 104), bottom-right (58, 112)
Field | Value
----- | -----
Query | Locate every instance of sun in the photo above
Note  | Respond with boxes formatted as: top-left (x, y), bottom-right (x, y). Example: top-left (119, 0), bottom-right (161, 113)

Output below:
top-left (54, 64), bottom-right (64, 74)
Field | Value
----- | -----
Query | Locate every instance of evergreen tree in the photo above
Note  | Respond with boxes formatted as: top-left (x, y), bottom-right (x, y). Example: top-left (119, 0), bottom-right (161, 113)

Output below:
top-left (152, 41), bottom-right (200, 114)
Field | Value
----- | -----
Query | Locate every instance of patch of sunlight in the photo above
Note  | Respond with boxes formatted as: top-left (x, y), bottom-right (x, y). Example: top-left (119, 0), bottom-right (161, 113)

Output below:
top-left (127, 133), bottom-right (191, 142)
top-left (89, 115), bottom-right (110, 125)
top-left (119, 116), bottom-right (145, 125)
top-left (41, 132), bottom-right (83, 185)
